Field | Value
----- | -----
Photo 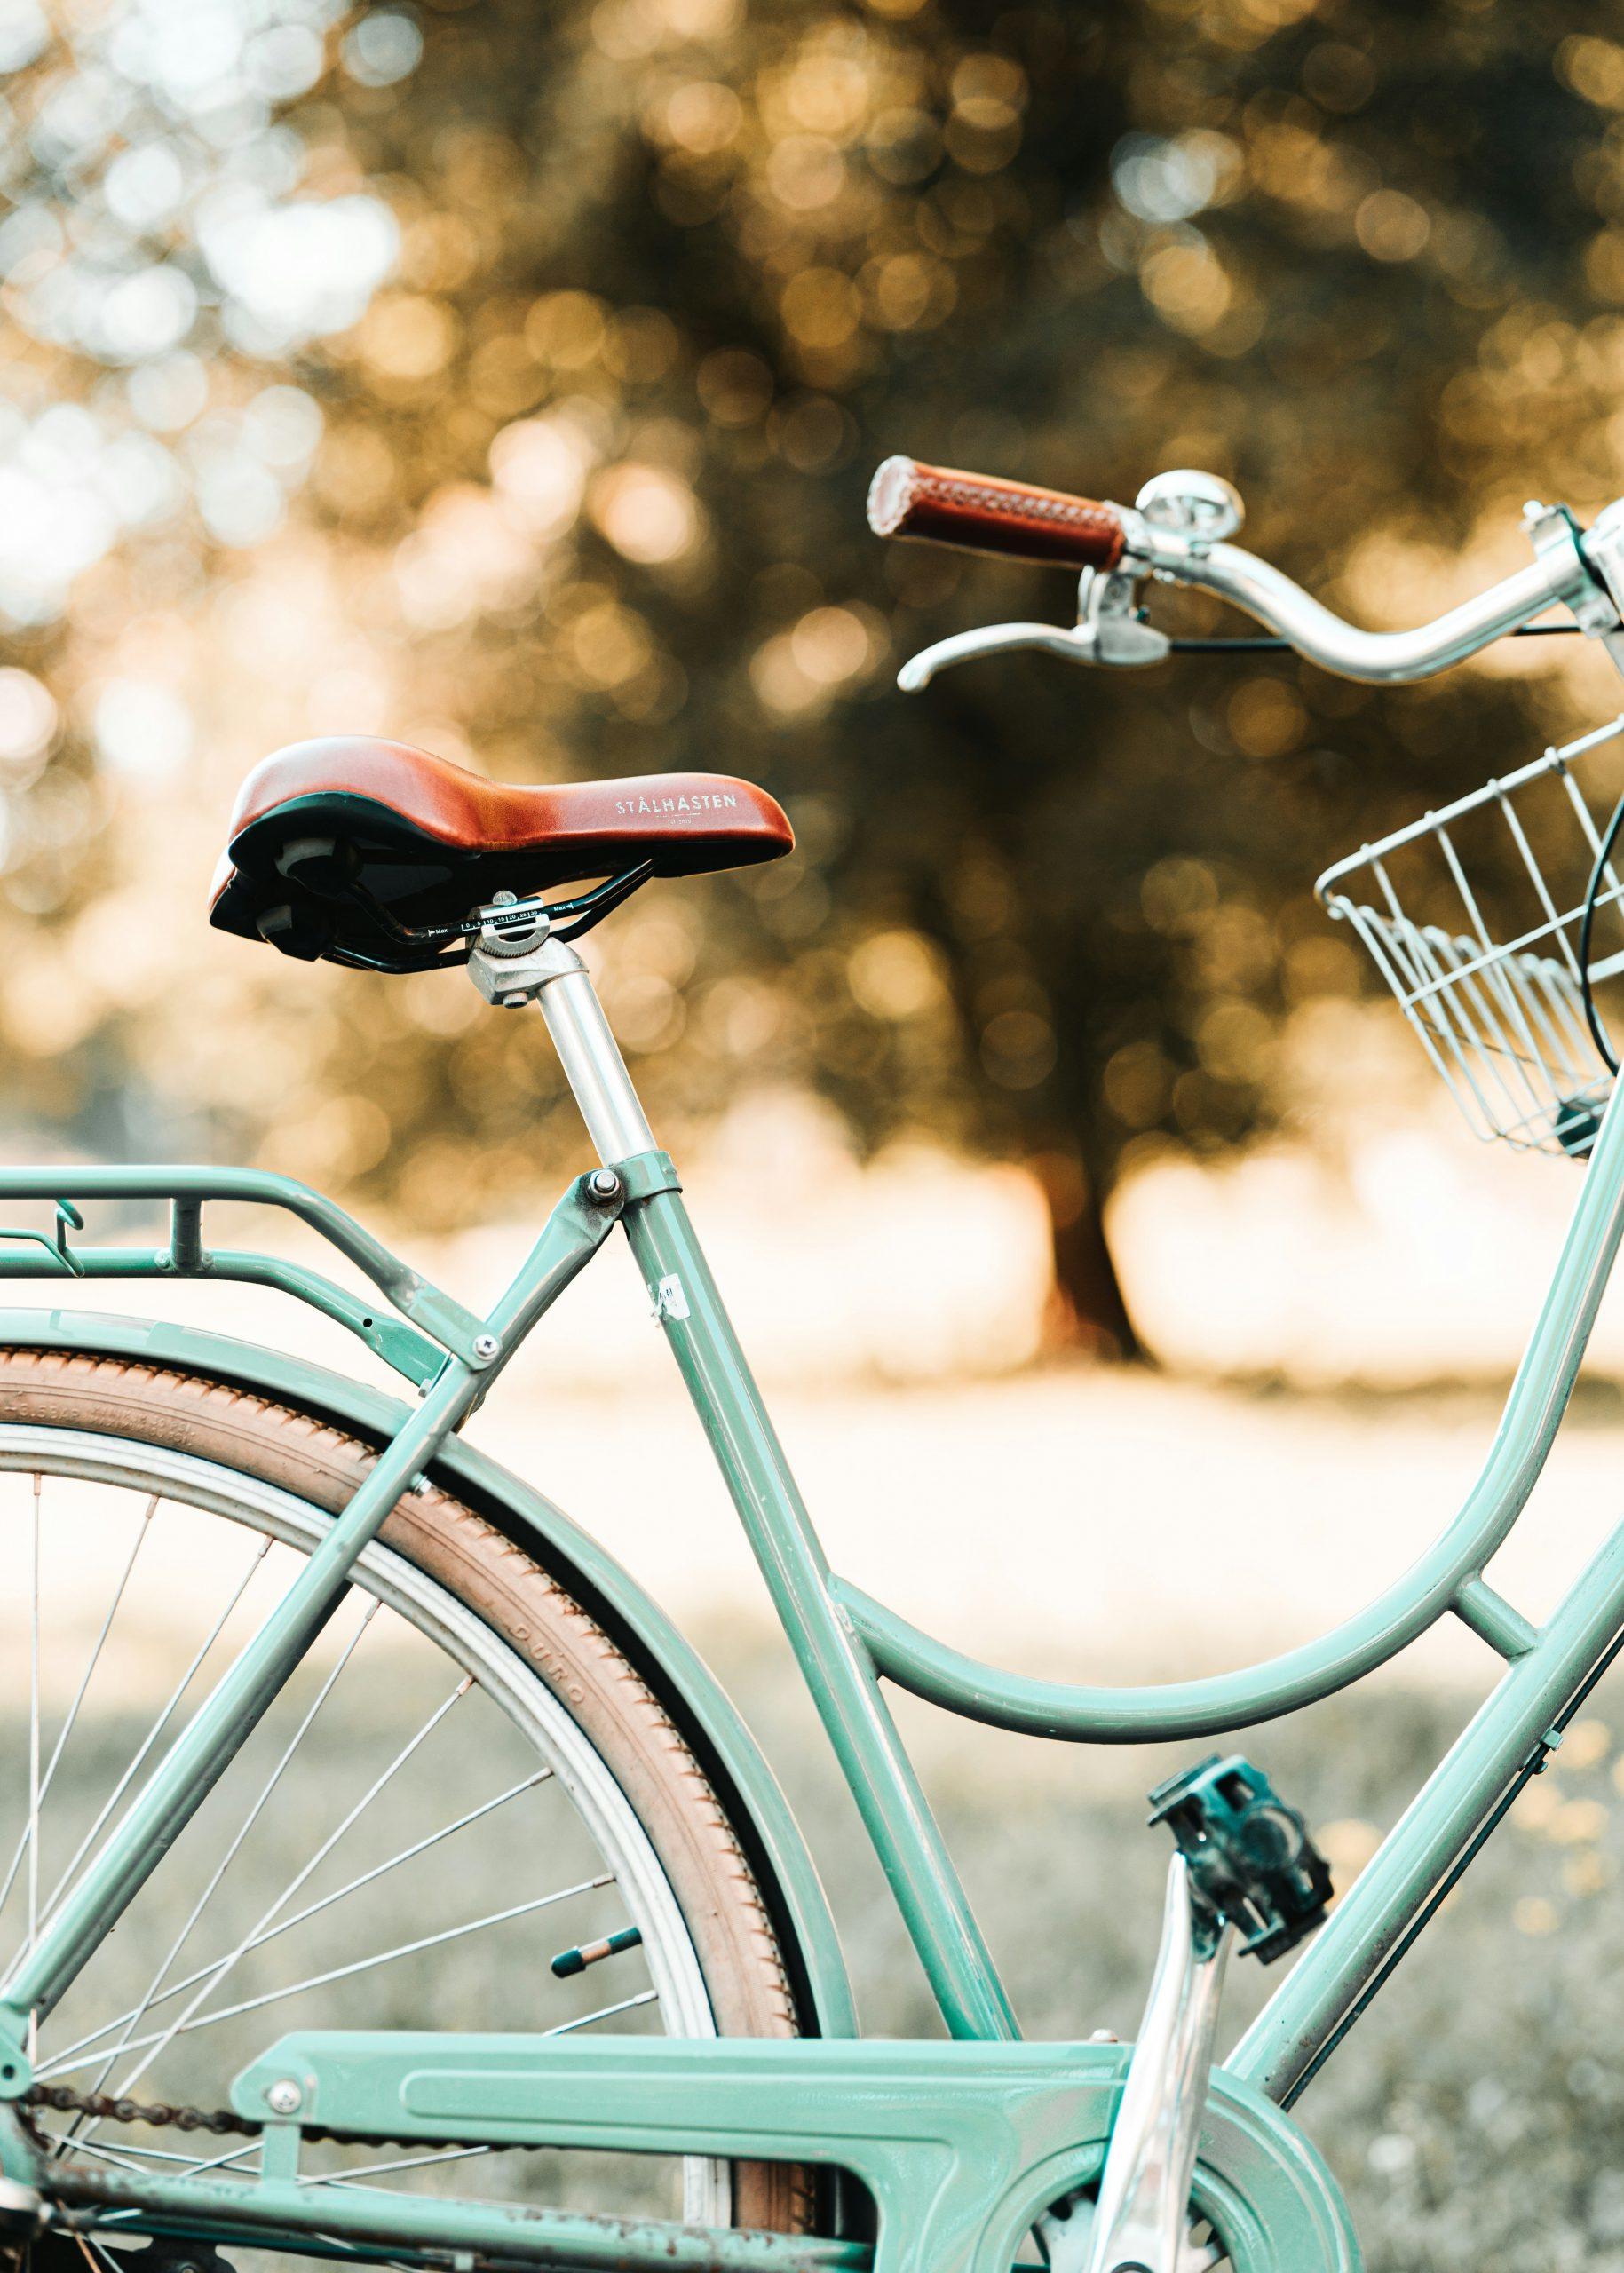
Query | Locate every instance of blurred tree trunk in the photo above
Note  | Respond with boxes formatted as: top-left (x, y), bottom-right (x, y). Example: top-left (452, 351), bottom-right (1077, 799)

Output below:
top-left (1036, 1152), bottom-right (1145, 1363)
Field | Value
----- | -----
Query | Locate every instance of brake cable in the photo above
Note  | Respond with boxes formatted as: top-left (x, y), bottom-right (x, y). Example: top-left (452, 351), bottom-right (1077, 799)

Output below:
top-left (1580, 794), bottom-right (1624, 1076)
top-left (1167, 625), bottom-right (1583, 653)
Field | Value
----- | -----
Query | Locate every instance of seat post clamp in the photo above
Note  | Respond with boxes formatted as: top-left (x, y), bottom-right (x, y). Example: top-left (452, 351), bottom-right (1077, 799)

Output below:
top-left (466, 906), bottom-right (586, 1010)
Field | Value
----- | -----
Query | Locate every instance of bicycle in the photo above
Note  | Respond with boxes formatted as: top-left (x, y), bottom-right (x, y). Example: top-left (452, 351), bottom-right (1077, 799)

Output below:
top-left (4, 457), bottom-right (1624, 2273)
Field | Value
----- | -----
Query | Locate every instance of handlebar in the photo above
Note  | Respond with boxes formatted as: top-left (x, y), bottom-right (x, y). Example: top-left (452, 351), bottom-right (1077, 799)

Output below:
top-left (1175, 538), bottom-right (1580, 684)
top-left (868, 458), bottom-right (1624, 691)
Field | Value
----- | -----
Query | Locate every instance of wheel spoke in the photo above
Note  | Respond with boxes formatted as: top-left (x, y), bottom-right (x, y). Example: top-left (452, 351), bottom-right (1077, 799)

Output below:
top-left (33, 2127), bottom-right (150, 2176)
top-left (69, 2226), bottom-right (126, 2273)
top-left (171, 1876), bottom-right (614, 2031)
top-left (103, 1675), bottom-right (477, 2099)
top-left (0, 1494), bottom-right (157, 1922)
top-left (43, 2129), bottom-right (255, 2173)
top-left (44, 1764), bottom-right (551, 2078)
top-left (62, 1599), bottom-right (384, 2154)
top-left (39, 1672), bottom-right (472, 2078)
top-left (169, 2136), bottom-right (262, 2180)
top-left (36, 1875), bottom-right (615, 2079)
top-left (240, 1767), bottom-right (556, 1967)
top-left (15, 1532), bottom-right (273, 1965)
top-left (300, 2143), bottom-right (495, 2188)
top-left (547, 1987), bottom-right (658, 2036)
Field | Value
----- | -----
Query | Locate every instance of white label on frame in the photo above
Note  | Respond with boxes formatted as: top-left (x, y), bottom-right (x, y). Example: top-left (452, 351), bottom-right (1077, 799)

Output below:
top-left (653, 1274), bottom-right (690, 1323)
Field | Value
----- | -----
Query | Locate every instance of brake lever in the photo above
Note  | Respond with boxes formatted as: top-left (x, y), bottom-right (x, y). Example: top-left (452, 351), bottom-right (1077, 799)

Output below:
top-left (896, 566), bottom-right (1170, 692)
top-left (898, 620), bottom-right (1097, 691)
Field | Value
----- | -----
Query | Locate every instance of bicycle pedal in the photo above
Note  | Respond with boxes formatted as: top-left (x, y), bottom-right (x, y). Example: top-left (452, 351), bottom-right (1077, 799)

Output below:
top-left (1147, 1754), bottom-right (1333, 1964)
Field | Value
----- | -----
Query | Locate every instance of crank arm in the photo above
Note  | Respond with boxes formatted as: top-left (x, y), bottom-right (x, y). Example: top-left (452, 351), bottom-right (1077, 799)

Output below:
top-left (1083, 1854), bottom-right (1232, 2273)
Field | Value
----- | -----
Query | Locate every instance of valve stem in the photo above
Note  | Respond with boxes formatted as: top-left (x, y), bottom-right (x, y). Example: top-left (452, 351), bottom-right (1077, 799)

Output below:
top-left (550, 1924), bottom-right (643, 1979)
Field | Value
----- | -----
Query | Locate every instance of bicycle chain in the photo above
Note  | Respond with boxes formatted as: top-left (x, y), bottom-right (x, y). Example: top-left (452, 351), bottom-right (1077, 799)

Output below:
top-left (20, 2079), bottom-right (443, 2155)
top-left (23, 2084), bottom-right (260, 2141)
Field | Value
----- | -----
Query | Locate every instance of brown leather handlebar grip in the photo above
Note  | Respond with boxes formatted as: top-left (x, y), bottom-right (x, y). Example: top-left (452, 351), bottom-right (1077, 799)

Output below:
top-left (867, 456), bottom-right (1127, 571)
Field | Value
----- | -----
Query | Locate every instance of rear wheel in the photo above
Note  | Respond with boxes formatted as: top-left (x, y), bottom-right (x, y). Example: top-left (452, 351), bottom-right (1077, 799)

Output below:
top-left (0, 1347), bottom-right (810, 2239)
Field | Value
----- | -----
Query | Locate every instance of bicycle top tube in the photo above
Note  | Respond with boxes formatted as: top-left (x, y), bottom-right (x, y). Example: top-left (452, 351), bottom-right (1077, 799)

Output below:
top-left (869, 457), bottom-right (1624, 688)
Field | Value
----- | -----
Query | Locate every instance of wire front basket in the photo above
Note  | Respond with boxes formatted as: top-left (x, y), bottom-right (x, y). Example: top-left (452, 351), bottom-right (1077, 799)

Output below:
top-left (1317, 714), bottom-right (1624, 1160)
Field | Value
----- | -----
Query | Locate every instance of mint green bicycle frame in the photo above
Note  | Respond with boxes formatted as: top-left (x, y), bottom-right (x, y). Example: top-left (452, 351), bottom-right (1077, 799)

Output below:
top-left (3, 931), bottom-right (1623, 2270)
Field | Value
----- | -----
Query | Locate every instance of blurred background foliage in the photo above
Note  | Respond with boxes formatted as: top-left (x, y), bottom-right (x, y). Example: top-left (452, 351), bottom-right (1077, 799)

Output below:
top-left (4, 0), bottom-right (1624, 1352)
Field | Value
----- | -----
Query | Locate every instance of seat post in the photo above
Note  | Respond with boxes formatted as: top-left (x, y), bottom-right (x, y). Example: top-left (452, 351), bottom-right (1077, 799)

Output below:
top-left (465, 924), bottom-right (656, 1166)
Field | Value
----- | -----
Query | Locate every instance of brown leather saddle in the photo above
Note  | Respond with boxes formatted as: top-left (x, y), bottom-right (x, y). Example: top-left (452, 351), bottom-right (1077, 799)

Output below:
top-left (210, 737), bottom-right (795, 972)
